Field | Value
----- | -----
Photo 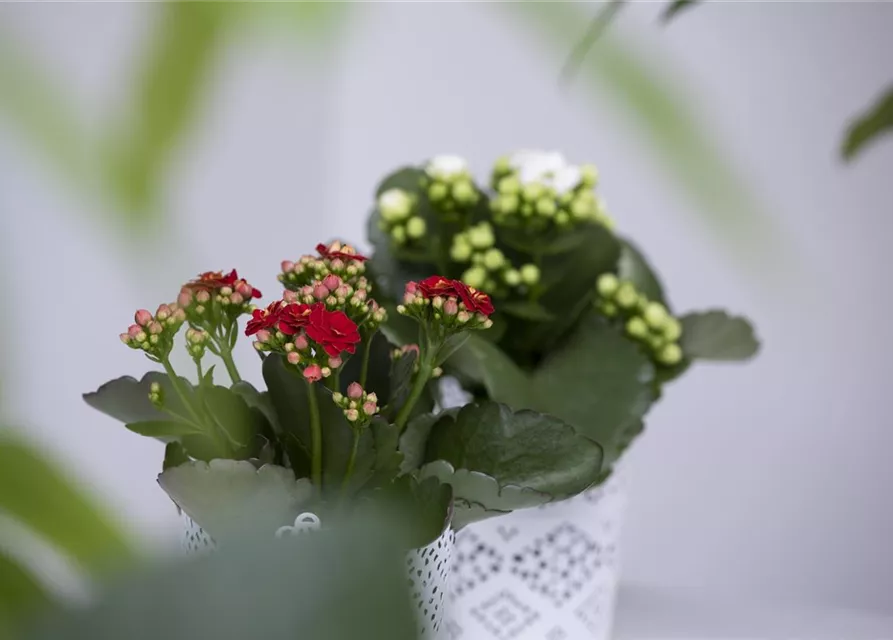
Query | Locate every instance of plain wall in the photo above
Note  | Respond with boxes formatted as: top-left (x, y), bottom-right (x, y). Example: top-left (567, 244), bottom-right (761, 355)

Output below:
top-left (1, 2), bottom-right (891, 613)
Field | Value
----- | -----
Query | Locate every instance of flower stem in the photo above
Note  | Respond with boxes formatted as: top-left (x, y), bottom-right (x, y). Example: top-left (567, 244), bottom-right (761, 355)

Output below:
top-left (217, 342), bottom-right (242, 384)
top-left (306, 381), bottom-right (323, 487)
top-left (161, 358), bottom-right (204, 427)
top-left (340, 429), bottom-right (361, 499)
top-left (395, 355), bottom-right (433, 433)
top-left (359, 336), bottom-right (373, 387)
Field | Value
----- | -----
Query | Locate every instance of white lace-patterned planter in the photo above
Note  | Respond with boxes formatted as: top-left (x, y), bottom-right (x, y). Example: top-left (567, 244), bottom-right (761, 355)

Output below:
top-left (181, 512), bottom-right (455, 639)
top-left (444, 472), bottom-right (626, 640)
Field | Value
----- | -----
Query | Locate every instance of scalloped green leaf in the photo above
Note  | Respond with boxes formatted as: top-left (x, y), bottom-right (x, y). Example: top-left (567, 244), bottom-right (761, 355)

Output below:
top-left (375, 166), bottom-right (426, 197)
top-left (680, 309), bottom-right (760, 361)
top-left (366, 475), bottom-right (452, 548)
top-left (618, 238), bottom-right (667, 305)
top-left (125, 420), bottom-right (201, 439)
top-left (83, 372), bottom-right (193, 427)
top-left (424, 402), bottom-right (603, 499)
top-left (157, 460), bottom-right (315, 542)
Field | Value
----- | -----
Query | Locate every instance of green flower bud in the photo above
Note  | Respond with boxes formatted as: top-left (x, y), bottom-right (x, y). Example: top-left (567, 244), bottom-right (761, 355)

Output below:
top-left (497, 193), bottom-right (519, 214)
top-left (520, 264), bottom-right (540, 286)
top-left (657, 343), bottom-right (683, 366)
top-left (451, 237), bottom-right (473, 262)
top-left (643, 302), bottom-right (669, 329)
top-left (625, 316), bottom-right (648, 339)
top-left (406, 216), bottom-right (427, 239)
top-left (493, 156), bottom-right (511, 175)
top-left (520, 203), bottom-right (534, 217)
top-left (471, 252), bottom-right (486, 265)
top-left (599, 301), bottom-right (618, 317)
top-left (647, 333), bottom-right (665, 351)
top-left (596, 273), bottom-right (619, 298)
top-left (503, 268), bottom-right (521, 287)
top-left (663, 317), bottom-right (682, 342)
top-left (484, 279), bottom-right (498, 292)
top-left (452, 180), bottom-right (476, 204)
top-left (468, 223), bottom-right (495, 249)
top-left (498, 176), bottom-right (521, 194)
top-left (428, 182), bottom-right (448, 202)
top-left (581, 164), bottom-right (599, 187)
top-left (570, 196), bottom-right (594, 220)
top-left (462, 265), bottom-right (487, 289)
top-left (536, 197), bottom-right (557, 217)
top-left (482, 248), bottom-right (505, 270)
top-left (391, 225), bottom-right (407, 245)
top-left (522, 183), bottom-right (544, 202)
top-left (615, 282), bottom-right (638, 309)
top-left (378, 188), bottom-right (413, 222)
top-left (555, 211), bottom-right (571, 226)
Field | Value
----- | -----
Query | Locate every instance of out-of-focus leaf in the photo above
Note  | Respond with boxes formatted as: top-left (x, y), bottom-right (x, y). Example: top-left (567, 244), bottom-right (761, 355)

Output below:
top-left (680, 309), bottom-right (760, 361)
top-left (662, 0), bottom-right (700, 23)
top-left (505, 2), bottom-right (784, 269)
top-left (102, 3), bottom-right (231, 219)
top-left (0, 552), bottom-right (50, 626)
top-left (0, 435), bottom-right (137, 575)
top-left (842, 85), bottom-right (893, 161)
top-left (617, 238), bottom-right (667, 305)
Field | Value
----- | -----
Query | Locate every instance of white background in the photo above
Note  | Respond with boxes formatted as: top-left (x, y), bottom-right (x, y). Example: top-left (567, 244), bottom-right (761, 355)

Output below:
top-left (1, 1), bottom-right (892, 620)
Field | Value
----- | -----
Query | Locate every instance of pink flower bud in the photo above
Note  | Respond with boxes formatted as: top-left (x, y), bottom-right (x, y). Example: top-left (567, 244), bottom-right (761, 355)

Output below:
top-left (119, 333), bottom-right (131, 344)
top-left (287, 352), bottom-right (302, 365)
top-left (329, 356), bottom-right (343, 369)
top-left (196, 290), bottom-right (211, 303)
top-left (330, 258), bottom-right (344, 271)
top-left (134, 309), bottom-right (152, 326)
top-left (353, 289), bottom-right (367, 302)
top-left (155, 304), bottom-right (171, 320)
top-left (366, 392), bottom-right (378, 404)
top-left (128, 324), bottom-right (142, 338)
top-left (235, 282), bottom-right (252, 297)
top-left (283, 290), bottom-right (298, 303)
top-left (345, 409), bottom-right (359, 422)
top-left (178, 290), bottom-right (193, 307)
top-left (362, 401), bottom-right (377, 415)
top-left (405, 281), bottom-right (419, 295)
top-left (173, 308), bottom-right (187, 322)
top-left (457, 311), bottom-right (470, 323)
top-left (256, 330), bottom-right (271, 343)
top-left (444, 299), bottom-right (459, 316)
top-left (281, 260), bottom-right (295, 273)
top-left (303, 363), bottom-right (322, 381)
top-left (220, 286), bottom-right (233, 296)
top-left (403, 292), bottom-right (416, 305)
top-left (323, 274), bottom-right (341, 290)
top-left (347, 382), bottom-right (364, 400)
top-left (294, 334), bottom-right (309, 350)
top-left (148, 321), bottom-right (164, 335)
top-left (313, 284), bottom-right (330, 300)
top-left (230, 292), bottom-right (244, 305)
top-left (402, 344), bottom-right (420, 356)
top-left (336, 284), bottom-right (352, 298)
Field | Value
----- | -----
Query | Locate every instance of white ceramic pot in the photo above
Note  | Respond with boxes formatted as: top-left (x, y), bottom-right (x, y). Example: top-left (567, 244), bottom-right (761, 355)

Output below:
top-left (181, 512), bottom-right (455, 639)
top-left (444, 471), bottom-right (626, 640)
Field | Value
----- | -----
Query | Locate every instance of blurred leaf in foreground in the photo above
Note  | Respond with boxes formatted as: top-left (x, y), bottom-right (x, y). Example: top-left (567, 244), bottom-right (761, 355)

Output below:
top-left (842, 85), bottom-right (893, 162)
top-left (662, 0), bottom-right (700, 23)
top-left (25, 511), bottom-right (418, 640)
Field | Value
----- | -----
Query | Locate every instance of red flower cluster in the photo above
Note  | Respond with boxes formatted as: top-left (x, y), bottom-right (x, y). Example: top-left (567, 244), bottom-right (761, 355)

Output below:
top-left (417, 275), bottom-right (494, 316)
top-left (316, 242), bottom-right (368, 263)
top-left (246, 301), bottom-right (360, 357)
top-left (183, 269), bottom-right (262, 299)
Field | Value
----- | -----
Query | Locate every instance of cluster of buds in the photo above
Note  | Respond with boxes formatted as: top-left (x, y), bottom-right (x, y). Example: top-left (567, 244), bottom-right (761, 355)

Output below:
top-left (119, 303), bottom-right (186, 360)
top-left (279, 242), bottom-right (368, 290)
top-left (450, 221), bottom-right (540, 294)
top-left (391, 344), bottom-right (444, 378)
top-left (185, 327), bottom-right (210, 360)
top-left (397, 276), bottom-right (494, 333)
top-left (148, 381), bottom-right (163, 407)
top-left (282, 274), bottom-right (384, 328)
top-left (489, 151), bottom-right (613, 231)
top-left (595, 274), bottom-right (683, 366)
top-left (377, 188), bottom-right (427, 247)
top-left (331, 383), bottom-right (379, 427)
top-left (422, 155), bottom-right (480, 216)
top-left (177, 269), bottom-right (262, 325)
top-left (247, 301), bottom-right (361, 384)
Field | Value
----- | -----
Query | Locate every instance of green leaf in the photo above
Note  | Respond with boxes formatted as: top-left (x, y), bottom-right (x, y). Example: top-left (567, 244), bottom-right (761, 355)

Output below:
top-left (162, 442), bottom-right (190, 471)
top-left (842, 85), bottom-right (893, 161)
top-left (156, 460), bottom-right (315, 543)
top-left (445, 334), bottom-right (530, 409)
top-left (375, 166), bottom-right (426, 196)
top-left (617, 238), bottom-right (667, 305)
top-left (83, 372), bottom-right (193, 427)
top-left (0, 551), bottom-right (51, 624)
top-left (0, 436), bottom-right (136, 574)
top-left (125, 420), bottom-right (201, 439)
top-left (498, 300), bottom-right (556, 322)
top-left (680, 309), bottom-right (760, 361)
top-left (262, 355), bottom-right (313, 477)
top-left (386, 348), bottom-right (419, 415)
top-left (417, 460), bottom-right (550, 528)
top-left (424, 402), bottom-right (603, 499)
top-left (339, 330), bottom-right (394, 401)
top-left (662, 0), bottom-right (699, 23)
top-left (367, 475), bottom-right (452, 548)
top-left (201, 385), bottom-right (259, 451)
top-left (102, 3), bottom-right (231, 217)
top-left (367, 210), bottom-right (438, 303)
top-left (231, 381), bottom-right (280, 432)
top-left (362, 417), bottom-right (404, 488)
top-left (398, 411), bottom-right (449, 474)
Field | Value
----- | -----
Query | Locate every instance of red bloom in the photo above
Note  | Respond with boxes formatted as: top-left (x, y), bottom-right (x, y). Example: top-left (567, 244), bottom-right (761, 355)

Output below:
top-left (416, 275), bottom-right (494, 317)
top-left (277, 303), bottom-right (313, 335)
top-left (305, 303), bottom-right (361, 357)
top-left (245, 300), bottom-right (285, 336)
top-left (185, 269), bottom-right (262, 299)
top-left (316, 242), bottom-right (368, 263)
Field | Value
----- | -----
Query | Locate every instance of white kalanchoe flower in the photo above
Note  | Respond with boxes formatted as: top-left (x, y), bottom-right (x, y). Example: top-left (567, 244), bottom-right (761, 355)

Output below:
top-left (551, 164), bottom-right (583, 195)
top-left (378, 188), bottom-right (413, 222)
top-left (426, 154), bottom-right (468, 179)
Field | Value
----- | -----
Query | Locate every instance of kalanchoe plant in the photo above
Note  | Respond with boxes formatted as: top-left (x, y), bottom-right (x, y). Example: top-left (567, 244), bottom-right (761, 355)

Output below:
top-left (366, 150), bottom-right (761, 478)
top-left (84, 240), bottom-right (607, 543)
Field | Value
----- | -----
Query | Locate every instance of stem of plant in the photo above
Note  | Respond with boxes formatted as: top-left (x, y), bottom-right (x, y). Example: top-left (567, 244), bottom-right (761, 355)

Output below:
top-left (340, 429), bottom-right (361, 499)
top-left (306, 380), bottom-right (323, 487)
top-left (394, 356), bottom-right (434, 433)
top-left (359, 336), bottom-right (372, 387)
top-left (161, 357), bottom-right (204, 426)
top-left (217, 342), bottom-right (242, 384)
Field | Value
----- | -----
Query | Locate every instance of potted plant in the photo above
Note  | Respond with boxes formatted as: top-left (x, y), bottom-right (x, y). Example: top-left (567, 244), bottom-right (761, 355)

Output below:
top-left (365, 151), bottom-right (760, 639)
top-left (84, 241), bottom-right (610, 638)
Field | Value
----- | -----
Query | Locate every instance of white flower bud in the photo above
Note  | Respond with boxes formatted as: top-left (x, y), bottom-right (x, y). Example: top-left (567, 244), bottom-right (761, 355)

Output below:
top-left (379, 188), bottom-right (413, 222)
top-left (426, 154), bottom-right (468, 179)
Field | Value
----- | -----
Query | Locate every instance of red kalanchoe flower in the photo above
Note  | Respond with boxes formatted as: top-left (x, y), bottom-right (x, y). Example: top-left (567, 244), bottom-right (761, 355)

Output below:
top-left (277, 303), bottom-right (313, 335)
top-left (417, 275), bottom-right (494, 316)
top-left (184, 269), bottom-right (262, 299)
top-left (316, 241), bottom-right (368, 263)
top-left (305, 303), bottom-right (361, 357)
top-left (245, 300), bottom-right (285, 336)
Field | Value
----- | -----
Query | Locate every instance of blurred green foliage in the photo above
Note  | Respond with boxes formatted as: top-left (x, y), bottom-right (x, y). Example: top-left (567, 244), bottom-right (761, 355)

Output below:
top-left (842, 85), bottom-right (893, 161)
